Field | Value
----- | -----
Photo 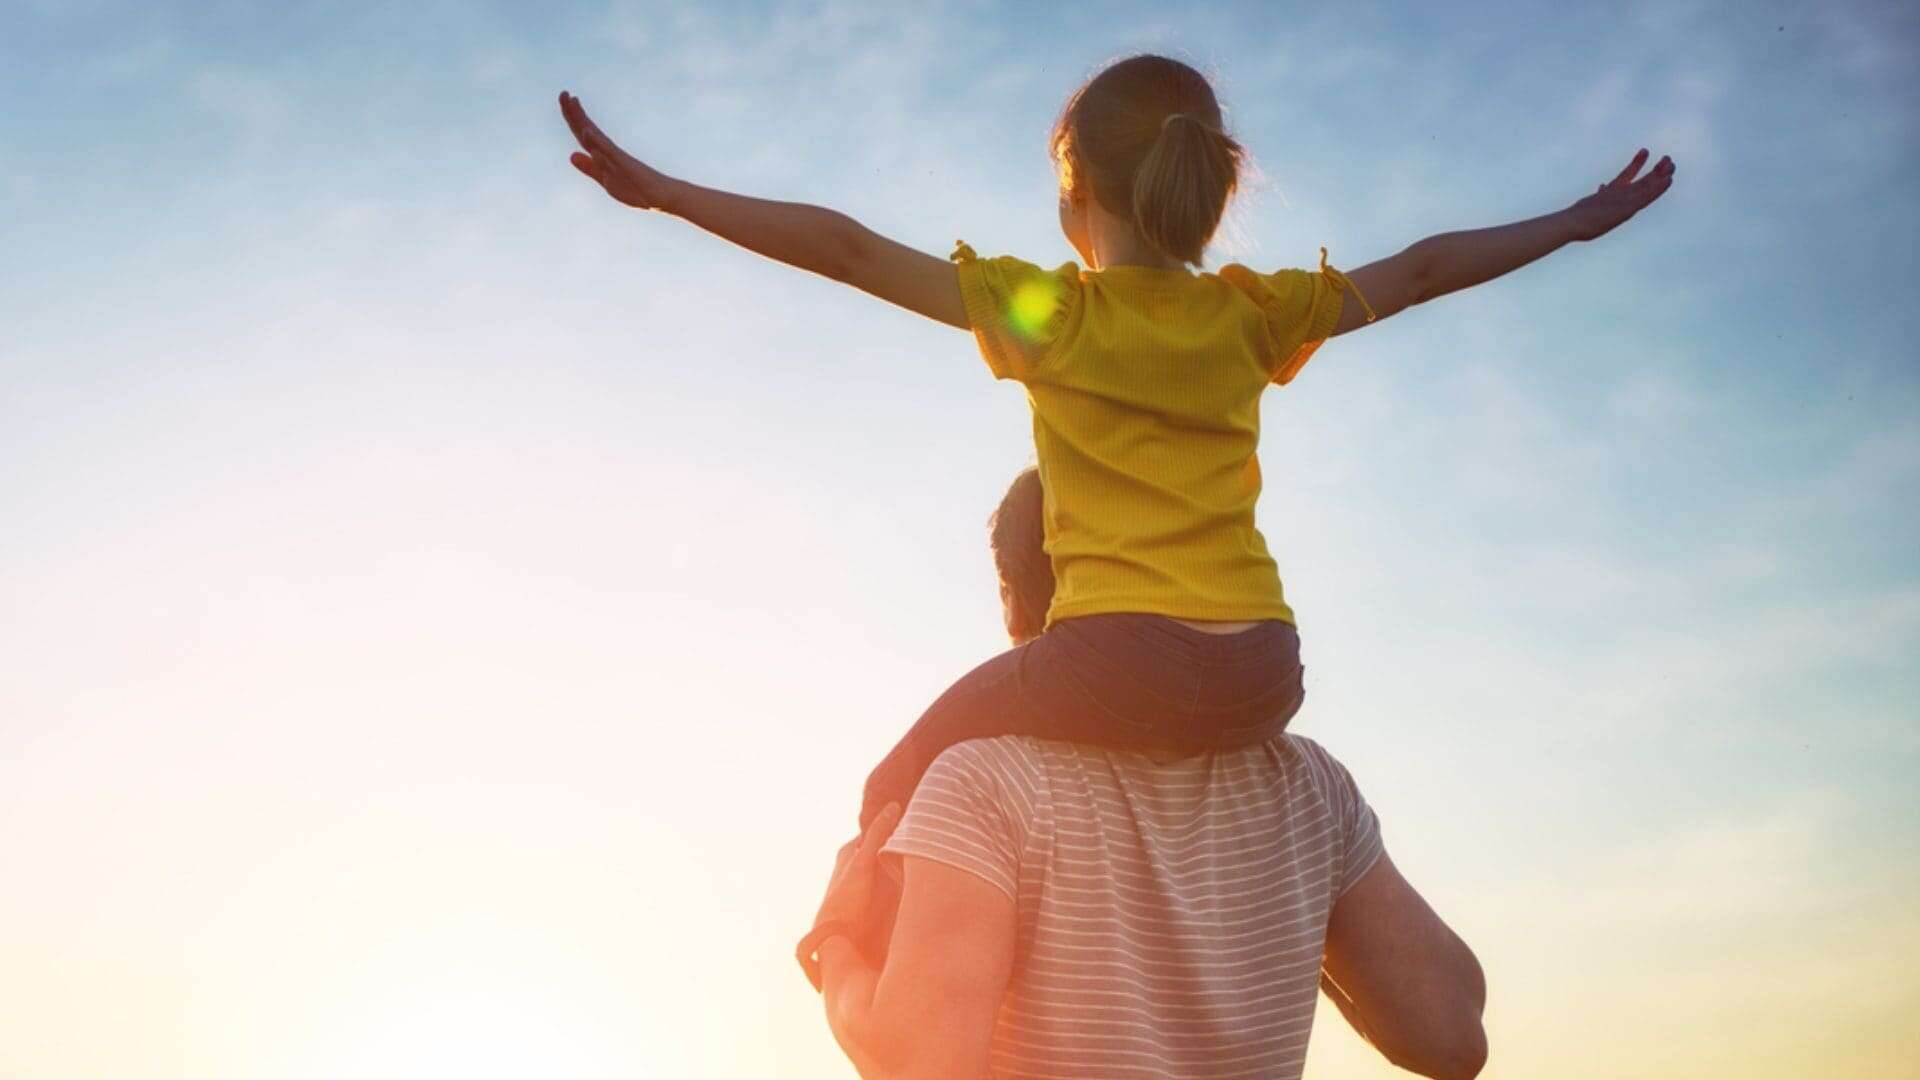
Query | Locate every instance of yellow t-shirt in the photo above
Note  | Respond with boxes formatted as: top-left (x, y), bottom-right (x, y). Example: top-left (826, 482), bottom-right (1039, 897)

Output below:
top-left (952, 242), bottom-right (1351, 629)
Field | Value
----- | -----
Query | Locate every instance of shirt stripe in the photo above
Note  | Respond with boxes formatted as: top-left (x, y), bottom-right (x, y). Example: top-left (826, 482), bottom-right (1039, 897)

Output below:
top-left (884, 734), bottom-right (1383, 1080)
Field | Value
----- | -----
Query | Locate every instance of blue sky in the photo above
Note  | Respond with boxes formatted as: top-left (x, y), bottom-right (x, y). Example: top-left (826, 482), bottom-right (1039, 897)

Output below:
top-left (3, 1), bottom-right (1916, 1076)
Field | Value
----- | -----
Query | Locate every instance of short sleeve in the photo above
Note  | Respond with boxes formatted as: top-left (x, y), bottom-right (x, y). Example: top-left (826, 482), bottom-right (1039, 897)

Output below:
top-left (881, 741), bottom-right (1028, 901)
top-left (950, 242), bottom-right (1083, 383)
top-left (1289, 736), bottom-right (1385, 897)
top-left (1332, 770), bottom-right (1384, 897)
top-left (1218, 263), bottom-right (1347, 385)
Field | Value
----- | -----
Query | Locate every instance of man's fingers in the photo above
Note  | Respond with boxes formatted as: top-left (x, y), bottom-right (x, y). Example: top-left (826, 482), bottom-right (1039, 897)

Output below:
top-left (1609, 147), bottom-right (1650, 188)
top-left (856, 803), bottom-right (903, 864)
top-left (826, 809), bottom-right (896, 895)
top-left (569, 151), bottom-right (601, 181)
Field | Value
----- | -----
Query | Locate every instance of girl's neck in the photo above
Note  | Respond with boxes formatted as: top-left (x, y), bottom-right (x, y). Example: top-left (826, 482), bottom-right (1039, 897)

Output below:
top-left (1091, 232), bottom-right (1188, 272)
top-left (1084, 203), bottom-right (1189, 271)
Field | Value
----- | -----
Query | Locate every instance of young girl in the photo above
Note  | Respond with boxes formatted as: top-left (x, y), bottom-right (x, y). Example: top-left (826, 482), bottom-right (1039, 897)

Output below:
top-left (559, 55), bottom-right (1674, 831)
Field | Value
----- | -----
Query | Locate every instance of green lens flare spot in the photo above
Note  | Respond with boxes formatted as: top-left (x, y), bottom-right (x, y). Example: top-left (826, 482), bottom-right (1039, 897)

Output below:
top-left (1008, 278), bottom-right (1062, 340)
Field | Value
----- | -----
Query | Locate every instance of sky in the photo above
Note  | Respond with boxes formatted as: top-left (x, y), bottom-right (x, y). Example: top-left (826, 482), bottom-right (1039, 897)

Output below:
top-left (1, 0), bottom-right (1916, 1076)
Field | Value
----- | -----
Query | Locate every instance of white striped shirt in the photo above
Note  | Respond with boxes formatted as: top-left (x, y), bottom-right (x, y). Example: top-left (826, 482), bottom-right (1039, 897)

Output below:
top-left (883, 734), bottom-right (1383, 1080)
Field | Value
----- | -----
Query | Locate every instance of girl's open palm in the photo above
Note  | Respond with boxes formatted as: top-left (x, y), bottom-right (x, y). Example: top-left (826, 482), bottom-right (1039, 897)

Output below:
top-left (1567, 148), bottom-right (1676, 241)
top-left (560, 91), bottom-right (673, 210)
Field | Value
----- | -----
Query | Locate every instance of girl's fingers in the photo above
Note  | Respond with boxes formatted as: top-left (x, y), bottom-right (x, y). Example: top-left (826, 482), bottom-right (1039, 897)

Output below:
top-left (1631, 158), bottom-right (1675, 198)
top-left (561, 98), bottom-right (595, 154)
top-left (560, 92), bottom-right (634, 172)
top-left (561, 92), bottom-right (611, 156)
top-left (1609, 147), bottom-right (1650, 188)
top-left (588, 125), bottom-right (624, 160)
top-left (569, 151), bottom-right (601, 180)
top-left (569, 97), bottom-right (615, 154)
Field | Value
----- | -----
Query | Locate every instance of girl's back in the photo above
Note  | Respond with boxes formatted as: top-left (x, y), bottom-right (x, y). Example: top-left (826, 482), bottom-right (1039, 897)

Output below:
top-left (959, 248), bottom-right (1345, 625)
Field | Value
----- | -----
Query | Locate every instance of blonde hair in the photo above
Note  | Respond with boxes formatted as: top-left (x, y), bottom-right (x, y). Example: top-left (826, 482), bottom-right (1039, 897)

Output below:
top-left (1050, 55), bottom-right (1244, 265)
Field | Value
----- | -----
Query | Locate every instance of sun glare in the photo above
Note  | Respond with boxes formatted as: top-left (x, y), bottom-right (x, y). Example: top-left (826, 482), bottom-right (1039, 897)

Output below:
top-left (1009, 278), bottom-right (1063, 339)
top-left (268, 992), bottom-right (614, 1080)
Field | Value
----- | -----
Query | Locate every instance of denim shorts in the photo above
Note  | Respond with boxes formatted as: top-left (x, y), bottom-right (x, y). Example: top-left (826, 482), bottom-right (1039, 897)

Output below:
top-left (860, 613), bottom-right (1304, 827)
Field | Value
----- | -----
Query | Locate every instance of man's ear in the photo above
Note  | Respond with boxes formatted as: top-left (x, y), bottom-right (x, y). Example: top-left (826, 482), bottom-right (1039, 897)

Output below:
top-left (1000, 579), bottom-right (1036, 643)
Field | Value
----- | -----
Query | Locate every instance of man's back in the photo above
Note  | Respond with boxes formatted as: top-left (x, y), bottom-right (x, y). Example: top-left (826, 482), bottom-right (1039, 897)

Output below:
top-left (883, 733), bottom-right (1383, 1080)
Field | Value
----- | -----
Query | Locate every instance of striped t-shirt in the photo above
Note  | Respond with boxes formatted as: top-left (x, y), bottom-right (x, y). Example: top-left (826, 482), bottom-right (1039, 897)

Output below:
top-left (882, 733), bottom-right (1384, 1080)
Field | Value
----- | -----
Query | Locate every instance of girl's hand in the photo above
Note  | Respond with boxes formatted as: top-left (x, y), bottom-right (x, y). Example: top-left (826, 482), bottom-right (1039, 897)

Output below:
top-left (813, 802), bottom-right (902, 931)
top-left (559, 91), bottom-right (678, 210)
top-left (1565, 148), bottom-right (1676, 242)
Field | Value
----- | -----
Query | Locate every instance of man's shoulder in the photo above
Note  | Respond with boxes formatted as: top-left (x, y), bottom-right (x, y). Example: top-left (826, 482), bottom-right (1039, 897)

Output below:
top-left (945, 732), bottom-right (1337, 768)
top-left (1277, 732), bottom-right (1340, 771)
top-left (933, 733), bottom-right (1355, 804)
top-left (926, 736), bottom-right (1050, 788)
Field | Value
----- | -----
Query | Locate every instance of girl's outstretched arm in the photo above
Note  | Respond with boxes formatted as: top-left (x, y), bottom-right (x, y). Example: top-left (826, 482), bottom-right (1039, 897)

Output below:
top-left (560, 92), bottom-right (969, 330)
top-left (1331, 148), bottom-right (1675, 336)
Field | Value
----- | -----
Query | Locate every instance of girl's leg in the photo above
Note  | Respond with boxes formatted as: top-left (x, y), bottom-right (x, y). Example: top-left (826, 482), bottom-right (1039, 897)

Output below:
top-left (1171, 616), bottom-right (1307, 748)
top-left (858, 633), bottom-right (1111, 828)
top-left (858, 614), bottom-right (1306, 828)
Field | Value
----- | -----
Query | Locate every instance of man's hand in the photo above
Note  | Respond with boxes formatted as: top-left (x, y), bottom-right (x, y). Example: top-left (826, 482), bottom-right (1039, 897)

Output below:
top-left (559, 91), bottom-right (679, 210)
top-left (815, 803), bottom-right (902, 931)
top-left (1564, 148), bottom-right (1676, 242)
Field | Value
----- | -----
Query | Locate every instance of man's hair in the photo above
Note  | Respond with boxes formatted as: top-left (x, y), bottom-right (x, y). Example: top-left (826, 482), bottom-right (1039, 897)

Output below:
top-left (989, 466), bottom-right (1054, 644)
top-left (1049, 54), bottom-right (1245, 266)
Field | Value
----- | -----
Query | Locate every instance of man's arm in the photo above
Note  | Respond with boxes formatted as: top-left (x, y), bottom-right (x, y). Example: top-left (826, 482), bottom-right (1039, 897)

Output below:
top-left (1332, 148), bottom-right (1675, 336)
top-left (820, 856), bottom-right (1016, 1080)
top-left (560, 92), bottom-right (970, 329)
top-left (1321, 852), bottom-right (1488, 1080)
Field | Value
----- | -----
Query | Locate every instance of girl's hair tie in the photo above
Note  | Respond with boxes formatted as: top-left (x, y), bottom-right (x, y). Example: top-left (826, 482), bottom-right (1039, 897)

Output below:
top-left (1160, 112), bottom-right (1192, 132)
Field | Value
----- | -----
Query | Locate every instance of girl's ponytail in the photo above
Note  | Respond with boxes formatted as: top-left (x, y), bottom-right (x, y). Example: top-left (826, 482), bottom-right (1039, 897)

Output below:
top-left (1130, 113), bottom-right (1243, 266)
top-left (1050, 55), bottom-right (1244, 268)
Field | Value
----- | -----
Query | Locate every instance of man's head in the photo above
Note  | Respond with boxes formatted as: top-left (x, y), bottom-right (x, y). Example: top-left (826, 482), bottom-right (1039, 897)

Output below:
top-left (990, 467), bottom-right (1055, 644)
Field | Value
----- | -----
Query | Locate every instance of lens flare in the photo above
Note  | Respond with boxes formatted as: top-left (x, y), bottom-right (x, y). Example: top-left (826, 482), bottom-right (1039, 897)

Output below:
top-left (1008, 278), bottom-right (1062, 340)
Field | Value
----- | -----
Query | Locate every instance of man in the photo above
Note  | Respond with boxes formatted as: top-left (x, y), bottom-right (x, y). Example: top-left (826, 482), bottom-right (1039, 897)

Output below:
top-left (803, 469), bottom-right (1487, 1079)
